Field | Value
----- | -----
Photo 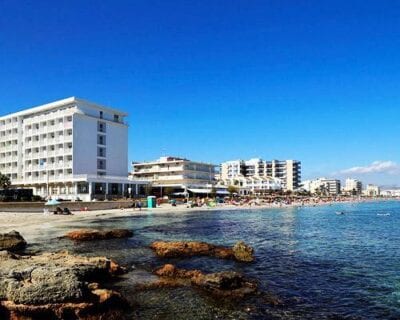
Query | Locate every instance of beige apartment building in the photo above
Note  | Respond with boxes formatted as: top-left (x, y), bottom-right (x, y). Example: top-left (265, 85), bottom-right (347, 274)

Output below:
top-left (131, 156), bottom-right (219, 196)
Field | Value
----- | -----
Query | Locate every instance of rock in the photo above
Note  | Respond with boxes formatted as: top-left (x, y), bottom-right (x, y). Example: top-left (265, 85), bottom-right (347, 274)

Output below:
top-left (153, 264), bottom-right (257, 299)
top-left (150, 241), bottom-right (220, 258)
top-left (232, 241), bottom-right (255, 262)
top-left (154, 263), bottom-right (202, 279)
top-left (0, 231), bottom-right (27, 251)
top-left (191, 271), bottom-right (257, 298)
top-left (0, 251), bottom-right (127, 319)
top-left (150, 240), bottom-right (254, 262)
top-left (66, 229), bottom-right (133, 241)
top-left (191, 271), bottom-right (246, 290)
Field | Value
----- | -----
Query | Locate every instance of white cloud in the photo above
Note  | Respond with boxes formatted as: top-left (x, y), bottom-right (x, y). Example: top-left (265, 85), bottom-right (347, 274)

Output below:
top-left (339, 161), bottom-right (400, 175)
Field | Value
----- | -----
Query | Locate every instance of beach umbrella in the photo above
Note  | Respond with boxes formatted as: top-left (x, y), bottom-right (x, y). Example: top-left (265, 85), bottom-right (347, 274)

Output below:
top-left (45, 199), bottom-right (61, 206)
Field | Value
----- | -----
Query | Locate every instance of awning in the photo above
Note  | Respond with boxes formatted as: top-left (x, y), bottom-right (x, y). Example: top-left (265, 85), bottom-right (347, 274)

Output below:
top-left (216, 190), bottom-right (230, 195)
top-left (188, 188), bottom-right (211, 194)
top-left (187, 189), bottom-right (230, 195)
top-left (172, 192), bottom-right (189, 196)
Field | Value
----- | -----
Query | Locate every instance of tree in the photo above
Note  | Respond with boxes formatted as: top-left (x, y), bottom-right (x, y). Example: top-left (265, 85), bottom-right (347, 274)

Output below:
top-left (0, 173), bottom-right (11, 189)
top-left (210, 186), bottom-right (217, 198)
top-left (227, 185), bottom-right (238, 195)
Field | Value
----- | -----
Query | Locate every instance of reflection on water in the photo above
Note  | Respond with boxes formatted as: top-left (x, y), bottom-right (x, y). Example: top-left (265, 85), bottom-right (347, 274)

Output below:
top-left (30, 201), bottom-right (400, 319)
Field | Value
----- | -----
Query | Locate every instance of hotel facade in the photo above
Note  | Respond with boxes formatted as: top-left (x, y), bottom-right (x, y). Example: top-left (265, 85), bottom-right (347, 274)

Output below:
top-left (0, 97), bottom-right (147, 201)
top-left (220, 158), bottom-right (301, 191)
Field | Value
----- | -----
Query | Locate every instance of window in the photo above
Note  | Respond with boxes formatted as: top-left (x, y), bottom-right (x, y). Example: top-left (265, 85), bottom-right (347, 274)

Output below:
top-left (97, 147), bottom-right (106, 157)
top-left (97, 159), bottom-right (106, 170)
top-left (99, 111), bottom-right (103, 119)
top-left (98, 121), bottom-right (106, 133)
top-left (114, 114), bottom-right (119, 122)
top-left (97, 135), bottom-right (106, 145)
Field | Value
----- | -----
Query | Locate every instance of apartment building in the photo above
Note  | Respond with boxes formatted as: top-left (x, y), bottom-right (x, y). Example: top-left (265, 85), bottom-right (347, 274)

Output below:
top-left (344, 178), bottom-right (363, 195)
top-left (220, 158), bottom-right (301, 191)
top-left (302, 178), bottom-right (341, 196)
top-left (364, 184), bottom-right (380, 197)
top-left (0, 97), bottom-right (147, 201)
top-left (131, 156), bottom-right (220, 195)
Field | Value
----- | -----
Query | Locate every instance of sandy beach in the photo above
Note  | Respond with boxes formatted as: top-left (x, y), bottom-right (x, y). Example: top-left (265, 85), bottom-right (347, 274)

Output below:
top-left (0, 198), bottom-right (388, 242)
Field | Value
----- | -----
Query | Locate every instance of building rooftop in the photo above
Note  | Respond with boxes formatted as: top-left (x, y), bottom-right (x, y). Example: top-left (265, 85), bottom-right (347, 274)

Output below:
top-left (132, 156), bottom-right (216, 167)
top-left (0, 97), bottom-right (128, 120)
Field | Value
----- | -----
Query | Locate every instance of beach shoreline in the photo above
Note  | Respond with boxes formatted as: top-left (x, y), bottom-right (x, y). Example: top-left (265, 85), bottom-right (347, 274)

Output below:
top-left (0, 197), bottom-right (395, 242)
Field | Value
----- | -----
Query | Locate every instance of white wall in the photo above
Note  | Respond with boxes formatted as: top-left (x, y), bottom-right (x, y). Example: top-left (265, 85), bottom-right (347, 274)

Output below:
top-left (72, 113), bottom-right (128, 176)
top-left (73, 115), bottom-right (98, 175)
top-left (106, 121), bottom-right (128, 176)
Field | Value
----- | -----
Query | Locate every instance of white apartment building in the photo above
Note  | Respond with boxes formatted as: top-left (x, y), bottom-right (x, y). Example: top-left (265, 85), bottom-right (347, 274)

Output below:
top-left (364, 184), bottom-right (380, 197)
top-left (0, 97), bottom-right (147, 201)
top-left (220, 158), bottom-right (301, 191)
top-left (302, 178), bottom-right (341, 196)
top-left (131, 156), bottom-right (218, 196)
top-left (344, 178), bottom-right (363, 195)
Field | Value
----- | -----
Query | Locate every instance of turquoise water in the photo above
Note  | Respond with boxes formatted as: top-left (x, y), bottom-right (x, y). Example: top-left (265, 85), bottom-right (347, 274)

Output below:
top-left (32, 201), bottom-right (400, 319)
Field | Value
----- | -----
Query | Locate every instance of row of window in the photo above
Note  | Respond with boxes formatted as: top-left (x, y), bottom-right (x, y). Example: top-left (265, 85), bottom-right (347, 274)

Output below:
top-left (25, 143), bottom-right (73, 154)
top-left (25, 169), bottom-right (73, 178)
top-left (25, 116), bottom-right (72, 130)
top-left (0, 117), bottom-right (19, 125)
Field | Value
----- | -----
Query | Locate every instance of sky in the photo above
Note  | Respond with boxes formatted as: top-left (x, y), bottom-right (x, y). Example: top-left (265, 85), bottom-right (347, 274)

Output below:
top-left (0, 0), bottom-right (399, 186)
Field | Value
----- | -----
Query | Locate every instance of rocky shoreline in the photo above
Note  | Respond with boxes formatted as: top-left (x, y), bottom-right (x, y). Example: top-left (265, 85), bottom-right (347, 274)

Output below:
top-left (0, 249), bottom-right (127, 319)
top-left (0, 229), bottom-right (270, 319)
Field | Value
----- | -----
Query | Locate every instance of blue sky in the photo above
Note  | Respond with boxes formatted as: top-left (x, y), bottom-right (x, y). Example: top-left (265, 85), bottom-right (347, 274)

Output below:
top-left (0, 1), bottom-right (399, 185)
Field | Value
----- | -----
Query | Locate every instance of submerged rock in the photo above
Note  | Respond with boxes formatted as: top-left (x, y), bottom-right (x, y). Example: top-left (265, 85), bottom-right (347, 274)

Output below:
top-left (150, 240), bottom-right (254, 262)
top-left (0, 231), bottom-right (27, 252)
top-left (153, 264), bottom-right (258, 299)
top-left (154, 263), bottom-right (202, 279)
top-left (232, 241), bottom-right (255, 262)
top-left (66, 229), bottom-right (133, 241)
top-left (0, 251), bottom-right (127, 319)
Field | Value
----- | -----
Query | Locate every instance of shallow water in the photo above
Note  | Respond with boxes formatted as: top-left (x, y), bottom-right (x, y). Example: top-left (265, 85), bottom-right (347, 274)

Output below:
top-left (30, 201), bottom-right (400, 319)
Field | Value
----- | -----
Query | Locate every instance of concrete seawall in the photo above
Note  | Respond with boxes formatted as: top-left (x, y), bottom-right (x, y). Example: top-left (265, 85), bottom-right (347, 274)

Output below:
top-left (0, 201), bottom-right (137, 213)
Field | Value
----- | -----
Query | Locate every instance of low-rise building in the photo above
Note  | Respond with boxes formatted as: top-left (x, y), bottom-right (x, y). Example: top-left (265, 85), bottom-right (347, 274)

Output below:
top-left (220, 176), bottom-right (282, 195)
top-left (131, 156), bottom-right (220, 196)
top-left (380, 189), bottom-right (400, 197)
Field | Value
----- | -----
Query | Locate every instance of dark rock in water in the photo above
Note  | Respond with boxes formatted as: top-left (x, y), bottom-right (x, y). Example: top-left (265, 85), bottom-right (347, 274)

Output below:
top-left (0, 231), bottom-right (27, 252)
top-left (232, 241), bottom-right (255, 262)
top-left (0, 251), bottom-right (128, 319)
top-left (153, 264), bottom-right (258, 299)
top-left (66, 229), bottom-right (133, 241)
top-left (191, 271), bottom-right (258, 298)
top-left (192, 271), bottom-right (246, 290)
top-left (150, 240), bottom-right (254, 262)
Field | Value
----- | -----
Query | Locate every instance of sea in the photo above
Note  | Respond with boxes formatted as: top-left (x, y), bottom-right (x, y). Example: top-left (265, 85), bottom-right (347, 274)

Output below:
top-left (32, 200), bottom-right (400, 319)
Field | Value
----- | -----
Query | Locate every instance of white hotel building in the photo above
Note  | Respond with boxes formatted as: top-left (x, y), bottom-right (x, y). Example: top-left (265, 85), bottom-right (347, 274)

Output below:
top-left (220, 158), bottom-right (301, 191)
top-left (0, 97), bottom-right (146, 201)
